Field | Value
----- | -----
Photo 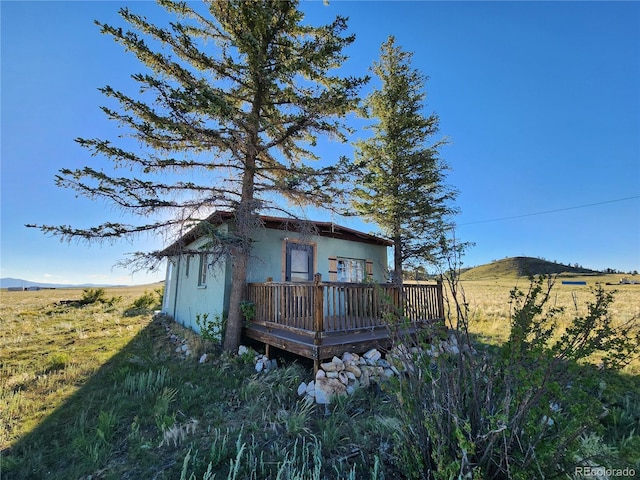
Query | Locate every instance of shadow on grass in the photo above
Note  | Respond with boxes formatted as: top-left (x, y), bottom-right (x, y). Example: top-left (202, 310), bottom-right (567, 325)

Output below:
top-left (0, 314), bottom-right (252, 480)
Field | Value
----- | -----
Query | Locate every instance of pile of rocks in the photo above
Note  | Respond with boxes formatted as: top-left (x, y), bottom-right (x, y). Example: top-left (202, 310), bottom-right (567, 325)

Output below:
top-left (238, 332), bottom-right (473, 405)
top-left (297, 349), bottom-right (399, 404)
top-left (295, 335), bottom-right (472, 405)
top-left (254, 353), bottom-right (278, 372)
top-left (161, 322), bottom-right (194, 359)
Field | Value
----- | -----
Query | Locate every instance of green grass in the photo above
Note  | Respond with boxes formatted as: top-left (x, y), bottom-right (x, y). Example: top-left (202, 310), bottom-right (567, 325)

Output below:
top-left (1, 281), bottom-right (638, 479)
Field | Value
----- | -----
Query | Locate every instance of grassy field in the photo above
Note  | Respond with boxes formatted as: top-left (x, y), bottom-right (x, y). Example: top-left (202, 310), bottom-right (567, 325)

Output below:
top-left (1, 277), bottom-right (639, 478)
top-left (458, 275), bottom-right (640, 374)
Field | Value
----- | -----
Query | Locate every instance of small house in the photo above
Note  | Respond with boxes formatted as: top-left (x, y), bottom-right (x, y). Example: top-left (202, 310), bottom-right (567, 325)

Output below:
top-left (161, 213), bottom-right (444, 369)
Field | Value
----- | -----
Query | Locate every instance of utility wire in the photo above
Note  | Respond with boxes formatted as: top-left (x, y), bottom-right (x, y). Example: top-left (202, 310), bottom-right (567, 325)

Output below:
top-left (457, 195), bottom-right (640, 227)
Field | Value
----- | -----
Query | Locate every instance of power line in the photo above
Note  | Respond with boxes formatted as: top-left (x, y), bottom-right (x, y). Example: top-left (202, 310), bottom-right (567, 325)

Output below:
top-left (457, 195), bottom-right (640, 227)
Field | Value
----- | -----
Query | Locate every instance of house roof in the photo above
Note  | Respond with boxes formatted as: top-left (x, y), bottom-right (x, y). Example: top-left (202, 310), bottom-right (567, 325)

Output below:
top-left (162, 212), bottom-right (392, 255)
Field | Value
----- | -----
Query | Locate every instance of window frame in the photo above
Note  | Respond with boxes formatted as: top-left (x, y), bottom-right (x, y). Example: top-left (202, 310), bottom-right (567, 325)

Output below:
top-left (197, 253), bottom-right (208, 287)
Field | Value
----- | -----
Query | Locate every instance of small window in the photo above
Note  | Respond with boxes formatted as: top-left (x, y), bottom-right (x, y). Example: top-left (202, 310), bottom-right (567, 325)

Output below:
top-left (337, 257), bottom-right (365, 283)
top-left (185, 255), bottom-right (191, 278)
top-left (198, 254), bottom-right (208, 286)
top-left (285, 242), bottom-right (314, 282)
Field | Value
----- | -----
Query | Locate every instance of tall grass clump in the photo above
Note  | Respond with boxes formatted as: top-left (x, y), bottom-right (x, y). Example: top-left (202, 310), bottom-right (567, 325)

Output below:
top-left (389, 264), bottom-right (640, 479)
top-left (122, 367), bottom-right (171, 397)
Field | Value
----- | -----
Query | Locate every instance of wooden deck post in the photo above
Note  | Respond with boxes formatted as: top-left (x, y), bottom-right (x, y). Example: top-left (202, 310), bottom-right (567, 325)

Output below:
top-left (436, 279), bottom-right (445, 319)
top-left (313, 273), bottom-right (324, 373)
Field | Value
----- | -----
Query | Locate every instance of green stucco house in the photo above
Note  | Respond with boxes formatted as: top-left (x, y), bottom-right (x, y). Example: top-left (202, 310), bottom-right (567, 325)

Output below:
top-left (161, 214), bottom-right (392, 334)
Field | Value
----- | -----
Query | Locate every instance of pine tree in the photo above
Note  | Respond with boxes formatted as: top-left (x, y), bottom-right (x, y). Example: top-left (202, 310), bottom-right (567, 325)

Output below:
top-left (28, 0), bottom-right (366, 351)
top-left (352, 36), bottom-right (457, 284)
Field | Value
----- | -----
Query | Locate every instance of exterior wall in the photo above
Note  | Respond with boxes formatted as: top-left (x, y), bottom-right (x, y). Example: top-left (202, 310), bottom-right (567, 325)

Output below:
top-left (248, 227), bottom-right (389, 283)
top-left (162, 222), bottom-right (390, 335)
top-left (162, 229), bottom-right (231, 334)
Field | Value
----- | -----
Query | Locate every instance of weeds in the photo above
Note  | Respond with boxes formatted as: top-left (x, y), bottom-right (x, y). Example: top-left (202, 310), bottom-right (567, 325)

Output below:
top-left (195, 312), bottom-right (225, 344)
top-left (388, 270), bottom-right (640, 479)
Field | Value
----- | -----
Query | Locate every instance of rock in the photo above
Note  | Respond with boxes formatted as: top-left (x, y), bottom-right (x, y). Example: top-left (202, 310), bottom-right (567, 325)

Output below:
top-left (321, 361), bottom-right (337, 372)
top-left (269, 358), bottom-right (278, 370)
top-left (338, 371), bottom-right (349, 385)
top-left (297, 382), bottom-right (307, 396)
top-left (199, 353), bottom-right (208, 364)
top-left (342, 352), bottom-right (355, 363)
top-left (181, 344), bottom-right (189, 352)
top-left (364, 349), bottom-right (381, 362)
top-left (326, 371), bottom-right (339, 379)
top-left (305, 380), bottom-right (315, 395)
top-left (382, 368), bottom-right (395, 378)
top-left (255, 361), bottom-right (264, 372)
top-left (331, 356), bottom-right (344, 370)
top-left (315, 377), bottom-right (347, 404)
top-left (345, 364), bottom-right (362, 377)
top-left (426, 345), bottom-right (439, 357)
top-left (315, 369), bottom-right (326, 380)
top-left (238, 345), bottom-right (249, 356)
top-left (346, 371), bottom-right (356, 381)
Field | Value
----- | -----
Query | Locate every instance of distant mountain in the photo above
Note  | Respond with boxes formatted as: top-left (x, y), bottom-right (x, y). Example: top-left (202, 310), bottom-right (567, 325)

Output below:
top-left (0, 277), bottom-right (121, 289)
top-left (461, 257), bottom-right (600, 280)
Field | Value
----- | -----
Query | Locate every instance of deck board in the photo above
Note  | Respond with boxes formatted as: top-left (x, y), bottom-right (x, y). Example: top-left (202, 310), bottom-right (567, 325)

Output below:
top-left (242, 320), bottom-right (437, 362)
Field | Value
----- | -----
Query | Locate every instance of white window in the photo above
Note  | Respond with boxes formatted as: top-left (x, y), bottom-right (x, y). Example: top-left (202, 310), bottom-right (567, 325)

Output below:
top-left (337, 257), bottom-right (365, 283)
top-left (198, 254), bottom-right (208, 286)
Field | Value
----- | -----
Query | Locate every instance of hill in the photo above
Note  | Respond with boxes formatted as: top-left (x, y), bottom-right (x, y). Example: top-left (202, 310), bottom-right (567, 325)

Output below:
top-left (0, 277), bottom-right (124, 289)
top-left (461, 257), bottom-right (600, 280)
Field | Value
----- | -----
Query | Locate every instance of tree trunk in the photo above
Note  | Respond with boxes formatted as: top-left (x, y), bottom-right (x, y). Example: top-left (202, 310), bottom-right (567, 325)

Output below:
top-left (223, 98), bottom-right (260, 352)
top-left (393, 231), bottom-right (403, 286)
top-left (224, 252), bottom-right (248, 352)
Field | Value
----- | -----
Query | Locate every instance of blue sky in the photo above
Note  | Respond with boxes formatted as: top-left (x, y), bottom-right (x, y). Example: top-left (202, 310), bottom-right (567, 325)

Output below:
top-left (1, 1), bottom-right (639, 285)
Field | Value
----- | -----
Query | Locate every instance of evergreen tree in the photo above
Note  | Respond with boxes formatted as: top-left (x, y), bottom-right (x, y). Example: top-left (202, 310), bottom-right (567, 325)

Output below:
top-left (352, 36), bottom-right (457, 284)
top-left (28, 0), bottom-right (366, 351)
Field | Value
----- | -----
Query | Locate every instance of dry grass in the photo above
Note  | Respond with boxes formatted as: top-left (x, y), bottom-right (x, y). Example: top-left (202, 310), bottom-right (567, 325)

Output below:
top-left (0, 285), bottom-right (157, 450)
top-left (1, 279), bottom-right (638, 478)
top-left (455, 275), bottom-right (640, 374)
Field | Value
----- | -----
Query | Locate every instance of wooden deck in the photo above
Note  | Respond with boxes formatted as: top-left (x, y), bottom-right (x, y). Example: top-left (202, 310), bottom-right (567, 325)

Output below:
top-left (242, 275), bottom-right (444, 369)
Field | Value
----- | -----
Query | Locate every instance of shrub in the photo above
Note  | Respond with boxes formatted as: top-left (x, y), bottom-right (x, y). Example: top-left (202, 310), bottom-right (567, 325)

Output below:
top-left (124, 290), bottom-right (162, 316)
top-left (45, 352), bottom-right (70, 372)
top-left (80, 288), bottom-right (106, 305)
top-left (389, 273), bottom-right (640, 479)
top-left (195, 313), bottom-right (225, 344)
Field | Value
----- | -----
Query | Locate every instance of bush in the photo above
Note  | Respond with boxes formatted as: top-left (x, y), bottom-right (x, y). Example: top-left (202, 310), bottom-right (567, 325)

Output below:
top-left (124, 290), bottom-right (162, 316)
top-left (195, 313), bottom-right (225, 344)
top-left (80, 288), bottom-right (107, 305)
top-left (389, 274), bottom-right (640, 479)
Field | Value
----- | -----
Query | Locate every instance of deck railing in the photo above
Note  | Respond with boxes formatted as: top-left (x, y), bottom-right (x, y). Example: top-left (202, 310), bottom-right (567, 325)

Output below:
top-left (246, 274), bottom-right (444, 337)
